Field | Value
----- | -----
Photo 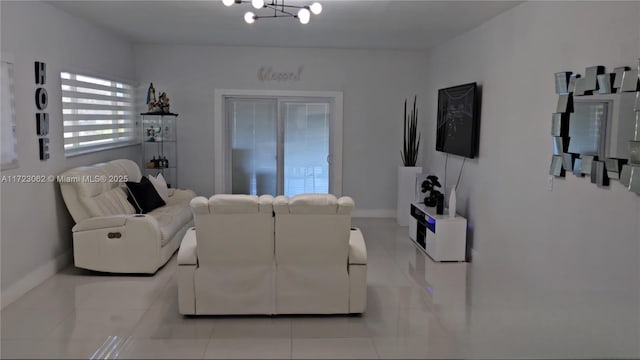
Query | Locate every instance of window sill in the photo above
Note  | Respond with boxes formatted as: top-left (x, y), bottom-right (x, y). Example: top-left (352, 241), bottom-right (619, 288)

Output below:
top-left (65, 141), bottom-right (141, 158)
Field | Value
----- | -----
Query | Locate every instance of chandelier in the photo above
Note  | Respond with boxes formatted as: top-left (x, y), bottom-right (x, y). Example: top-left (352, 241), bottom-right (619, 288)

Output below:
top-left (222, 0), bottom-right (323, 24)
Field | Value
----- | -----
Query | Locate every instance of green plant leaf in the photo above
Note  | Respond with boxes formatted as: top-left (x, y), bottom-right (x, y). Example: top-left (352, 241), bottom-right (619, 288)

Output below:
top-left (401, 96), bottom-right (420, 166)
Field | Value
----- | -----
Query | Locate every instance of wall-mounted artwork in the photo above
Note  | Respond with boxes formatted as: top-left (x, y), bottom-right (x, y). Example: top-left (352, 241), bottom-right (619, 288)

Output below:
top-left (550, 60), bottom-right (640, 195)
top-left (436, 82), bottom-right (479, 158)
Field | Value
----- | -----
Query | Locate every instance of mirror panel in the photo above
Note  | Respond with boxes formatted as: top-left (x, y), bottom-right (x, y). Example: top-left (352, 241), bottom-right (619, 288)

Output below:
top-left (550, 62), bottom-right (640, 194)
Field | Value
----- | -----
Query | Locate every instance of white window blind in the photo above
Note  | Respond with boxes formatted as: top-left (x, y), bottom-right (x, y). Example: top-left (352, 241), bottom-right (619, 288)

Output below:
top-left (1, 60), bottom-right (18, 169)
top-left (61, 72), bottom-right (136, 156)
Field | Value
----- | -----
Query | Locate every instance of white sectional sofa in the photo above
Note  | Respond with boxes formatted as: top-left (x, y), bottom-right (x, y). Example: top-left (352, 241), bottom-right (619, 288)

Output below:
top-left (59, 159), bottom-right (195, 273)
top-left (177, 193), bottom-right (367, 315)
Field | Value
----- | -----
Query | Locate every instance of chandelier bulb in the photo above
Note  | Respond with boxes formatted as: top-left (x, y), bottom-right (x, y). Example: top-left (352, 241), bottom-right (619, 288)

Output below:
top-left (298, 8), bottom-right (311, 24)
top-left (310, 2), bottom-right (322, 15)
top-left (244, 11), bottom-right (256, 24)
top-left (251, 0), bottom-right (264, 9)
top-left (225, 1), bottom-right (321, 24)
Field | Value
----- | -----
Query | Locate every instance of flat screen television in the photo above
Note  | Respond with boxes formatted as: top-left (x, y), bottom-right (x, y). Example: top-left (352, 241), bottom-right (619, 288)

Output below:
top-left (436, 82), bottom-right (480, 158)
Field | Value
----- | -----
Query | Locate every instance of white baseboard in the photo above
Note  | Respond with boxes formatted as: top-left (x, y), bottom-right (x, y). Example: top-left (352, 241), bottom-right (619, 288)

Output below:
top-left (352, 209), bottom-right (395, 218)
top-left (1, 251), bottom-right (72, 309)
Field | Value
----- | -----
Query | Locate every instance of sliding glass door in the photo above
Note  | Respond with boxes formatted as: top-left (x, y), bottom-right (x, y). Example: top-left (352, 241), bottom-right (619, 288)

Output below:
top-left (226, 97), bottom-right (332, 196)
top-left (227, 98), bottom-right (277, 196)
top-left (282, 100), bottom-right (330, 196)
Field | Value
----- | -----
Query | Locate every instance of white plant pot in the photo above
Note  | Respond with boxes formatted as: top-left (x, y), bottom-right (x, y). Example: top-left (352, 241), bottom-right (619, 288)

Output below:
top-left (397, 166), bottom-right (422, 226)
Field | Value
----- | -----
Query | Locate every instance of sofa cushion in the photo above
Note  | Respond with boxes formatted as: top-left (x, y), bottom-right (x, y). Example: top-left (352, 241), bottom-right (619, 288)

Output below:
top-left (148, 173), bottom-right (169, 203)
top-left (125, 176), bottom-right (166, 214)
top-left (59, 159), bottom-right (142, 223)
top-left (80, 187), bottom-right (135, 217)
top-left (167, 188), bottom-right (197, 206)
top-left (209, 194), bottom-right (262, 214)
top-left (149, 192), bottom-right (193, 246)
top-left (288, 194), bottom-right (339, 214)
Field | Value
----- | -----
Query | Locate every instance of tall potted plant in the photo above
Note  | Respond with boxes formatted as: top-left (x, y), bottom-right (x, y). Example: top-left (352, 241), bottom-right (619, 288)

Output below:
top-left (397, 96), bottom-right (422, 225)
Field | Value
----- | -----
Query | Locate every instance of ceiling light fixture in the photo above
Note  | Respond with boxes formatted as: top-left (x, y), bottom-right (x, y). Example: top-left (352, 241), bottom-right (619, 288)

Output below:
top-left (223, 0), bottom-right (322, 25)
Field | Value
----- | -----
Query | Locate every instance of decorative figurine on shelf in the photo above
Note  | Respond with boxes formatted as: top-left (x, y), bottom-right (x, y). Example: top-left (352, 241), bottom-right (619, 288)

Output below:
top-left (146, 156), bottom-right (157, 169)
top-left (146, 126), bottom-right (160, 141)
top-left (146, 83), bottom-right (158, 112)
top-left (421, 175), bottom-right (442, 207)
top-left (158, 92), bottom-right (170, 113)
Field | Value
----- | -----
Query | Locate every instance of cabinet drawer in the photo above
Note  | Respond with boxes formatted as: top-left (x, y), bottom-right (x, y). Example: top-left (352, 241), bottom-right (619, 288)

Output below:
top-left (410, 204), bottom-right (425, 221)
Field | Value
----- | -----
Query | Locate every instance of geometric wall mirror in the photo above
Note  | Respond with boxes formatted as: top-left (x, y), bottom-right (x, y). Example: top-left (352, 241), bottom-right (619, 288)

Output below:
top-left (550, 59), bottom-right (640, 195)
top-left (562, 153), bottom-right (577, 172)
top-left (573, 157), bottom-right (583, 177)
top-left (629, 166), bottom-right (640, 192)
top-left (605, 158), bottom-right (626, 180)
top-left (620, 164), bottom-right (632, 187)
top-left (629, 141), bottom-right (640, 165)
top-left (580, 155), bottom-right (595, 176)
top-left (591, 160), bottom-right (609, 188)
top-left (550, 155), bottom-right (565, 177)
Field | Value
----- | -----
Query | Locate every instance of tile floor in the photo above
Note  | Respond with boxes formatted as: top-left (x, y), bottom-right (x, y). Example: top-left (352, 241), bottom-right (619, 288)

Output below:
top-left (1, 218), bottom-right (638, 359)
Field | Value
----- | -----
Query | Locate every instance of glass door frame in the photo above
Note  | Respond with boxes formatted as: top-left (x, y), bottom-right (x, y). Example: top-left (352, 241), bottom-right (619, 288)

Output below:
top-left (214, 89), bottom-right (343, 196)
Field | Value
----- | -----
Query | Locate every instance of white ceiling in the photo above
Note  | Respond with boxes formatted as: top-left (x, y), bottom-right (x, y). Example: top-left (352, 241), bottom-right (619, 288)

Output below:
top-left (49, 0), bottom-right (521, 50)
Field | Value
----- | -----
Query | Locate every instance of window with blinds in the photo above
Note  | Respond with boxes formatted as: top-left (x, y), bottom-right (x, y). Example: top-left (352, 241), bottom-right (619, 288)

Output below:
top-left (1, 60), bottom-right (18, 169)
top-left (61, 72), bottom-right (136, 156)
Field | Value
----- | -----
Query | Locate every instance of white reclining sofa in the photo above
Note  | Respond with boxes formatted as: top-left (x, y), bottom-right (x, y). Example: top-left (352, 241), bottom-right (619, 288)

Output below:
top-left (177, 193), bottom-right (367, 315)
top-left (59, 159), bottom-right (195, 273)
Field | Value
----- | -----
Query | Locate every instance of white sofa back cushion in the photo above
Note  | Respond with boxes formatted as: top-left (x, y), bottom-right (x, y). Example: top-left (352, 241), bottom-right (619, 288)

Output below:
top-left (273, 194), bottom-right (354, 313)
top-left (191, 195), bottom-right (275, 265)
top-left (207, 194), bottom-right (272, 214)
top-left (59, 159), bottom-right (142, 223)
top-left (190, 194), bottom-right (276, 314)
top-left (273, 194), bottom-right (354, 265)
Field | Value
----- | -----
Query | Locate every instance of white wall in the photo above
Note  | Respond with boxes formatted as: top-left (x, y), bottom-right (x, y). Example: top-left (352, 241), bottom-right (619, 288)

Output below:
top-left (134, 45), bottom-right (425, 214)
top-left (421, 2), bottom-right (640, 356)
top-left (0, 1), bottom-right (138, 305)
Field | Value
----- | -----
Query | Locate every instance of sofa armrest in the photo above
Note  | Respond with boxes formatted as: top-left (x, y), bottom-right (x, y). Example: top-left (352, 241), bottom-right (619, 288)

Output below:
top-left (190, 196), bottom-right (210, 215)
top-left (338, 196), bottom-right (354, 214)
top-left (72, 215), bottom-right (128, 232)
top-left (348, 227), bottom-right (367, 265)
top-left (178, 228), bottom-right (198, 265)
top-left (72, 214), bottom-right (161, 245)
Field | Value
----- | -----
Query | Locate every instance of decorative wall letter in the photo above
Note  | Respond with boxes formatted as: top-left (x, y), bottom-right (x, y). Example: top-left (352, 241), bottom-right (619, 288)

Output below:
top-left (35, 87), bottom-right (48, 110)
top-left (38, 138), bottom-right (50, 160)
top-left (35, 61), bottom-right (49, 161)
top-left (36, 113), bottom-right (49, 136)
top-left (35, 61), bottom-right (46, 85)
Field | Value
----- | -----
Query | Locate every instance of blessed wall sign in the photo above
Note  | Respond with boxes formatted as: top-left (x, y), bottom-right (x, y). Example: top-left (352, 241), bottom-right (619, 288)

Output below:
top-left (258, 66), bottom-right (303, 82)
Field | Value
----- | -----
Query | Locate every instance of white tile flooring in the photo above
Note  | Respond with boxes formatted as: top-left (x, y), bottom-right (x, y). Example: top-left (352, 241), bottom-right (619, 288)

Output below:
top-left (2, 218), bottom-right (638, 359)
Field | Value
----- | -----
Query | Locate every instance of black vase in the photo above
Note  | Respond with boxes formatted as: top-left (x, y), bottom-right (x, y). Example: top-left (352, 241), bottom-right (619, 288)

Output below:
top-left (424, 190), bottom-right (441, 207)
top-left (436, 194), bottom-right (444, 215)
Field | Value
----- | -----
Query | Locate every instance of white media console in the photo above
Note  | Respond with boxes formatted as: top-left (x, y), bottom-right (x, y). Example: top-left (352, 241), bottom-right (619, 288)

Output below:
top-left (409, 202), bottom-right (467, 262)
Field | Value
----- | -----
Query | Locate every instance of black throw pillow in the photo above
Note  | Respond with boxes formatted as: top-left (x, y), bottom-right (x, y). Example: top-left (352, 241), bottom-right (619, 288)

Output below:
top-left (125, 176), bottom-right (166, 214)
